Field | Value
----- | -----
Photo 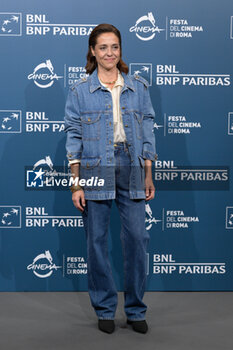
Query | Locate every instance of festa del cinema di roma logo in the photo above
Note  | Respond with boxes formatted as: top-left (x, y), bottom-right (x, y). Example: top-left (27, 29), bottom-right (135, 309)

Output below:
top-left (27, 59), bottom-right (63, 88)
top-left (27, 250), bottom-right (62, 278)
top-left (129, 12), bottom-right (164, 41)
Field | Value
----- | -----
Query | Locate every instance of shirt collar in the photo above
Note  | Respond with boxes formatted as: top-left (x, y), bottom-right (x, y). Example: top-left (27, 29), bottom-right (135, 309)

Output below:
top-left (114, 70), bottom-right (124, 88)
top-left (89, 68), bottom-right (135, 93)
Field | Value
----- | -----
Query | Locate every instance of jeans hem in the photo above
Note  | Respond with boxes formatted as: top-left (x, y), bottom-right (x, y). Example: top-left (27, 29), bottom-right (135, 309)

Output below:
top-left (127, 317), bottom-right (146, 321)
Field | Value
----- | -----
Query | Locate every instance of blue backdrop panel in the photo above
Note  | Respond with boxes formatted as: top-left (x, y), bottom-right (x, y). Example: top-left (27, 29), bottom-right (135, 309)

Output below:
top-left (0, 0), bottom-right (233, 291)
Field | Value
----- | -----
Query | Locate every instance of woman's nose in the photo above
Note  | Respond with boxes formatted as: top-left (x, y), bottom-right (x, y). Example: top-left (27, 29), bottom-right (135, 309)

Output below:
top-left (106, 47), bottom-right (113, 56)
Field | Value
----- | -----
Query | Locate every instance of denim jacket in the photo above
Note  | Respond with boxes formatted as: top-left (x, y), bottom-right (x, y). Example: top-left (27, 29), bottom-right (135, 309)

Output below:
top-left (64, 68), bottom-right (157, 200)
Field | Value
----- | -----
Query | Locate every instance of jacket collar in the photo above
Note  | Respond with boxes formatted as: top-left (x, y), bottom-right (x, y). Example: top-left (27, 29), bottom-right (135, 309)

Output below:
top-left (89, 68), bottom-right (135, 93)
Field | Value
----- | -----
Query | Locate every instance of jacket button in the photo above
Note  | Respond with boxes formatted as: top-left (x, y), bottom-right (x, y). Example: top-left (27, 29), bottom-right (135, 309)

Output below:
top-left (88, 118), bottom-right (91, 122)
top-left (108, 105), bottom-right (111, 108)
top-left (125, 124), bottom-right (128, 127)
top-left (109, 122), bottom-right (111, 126)
top-left (86, 163), bottom-right (89, 168)
top-left (122, 106), bottom-right (125, 110)
top-left (109, 140), bottom-right (112, 144)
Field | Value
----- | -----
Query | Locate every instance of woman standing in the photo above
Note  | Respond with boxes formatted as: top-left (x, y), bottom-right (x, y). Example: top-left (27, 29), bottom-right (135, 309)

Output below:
top-left (64, 23), bottom-right (157, 334)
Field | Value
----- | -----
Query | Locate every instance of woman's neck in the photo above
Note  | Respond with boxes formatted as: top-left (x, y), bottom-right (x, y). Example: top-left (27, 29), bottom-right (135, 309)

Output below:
top-left (97, 67), bottom-right (118, 83)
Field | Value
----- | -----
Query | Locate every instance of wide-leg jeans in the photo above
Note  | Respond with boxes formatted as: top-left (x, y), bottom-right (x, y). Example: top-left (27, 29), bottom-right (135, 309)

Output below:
top-left (82, 142), bottom-right (150, 320)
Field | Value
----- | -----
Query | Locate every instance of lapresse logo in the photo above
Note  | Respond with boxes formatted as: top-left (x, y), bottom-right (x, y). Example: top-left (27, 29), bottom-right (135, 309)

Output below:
top-left (0, 13), bottom-right (22, 36)
top-left (27, 59), bottom-right (63, 88)
top-left (27, 250), bottom-right (62, 278)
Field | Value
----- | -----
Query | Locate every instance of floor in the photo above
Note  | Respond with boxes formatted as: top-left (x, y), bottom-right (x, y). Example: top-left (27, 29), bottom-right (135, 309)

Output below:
top-left (0, 292), bottom-right (232, 350)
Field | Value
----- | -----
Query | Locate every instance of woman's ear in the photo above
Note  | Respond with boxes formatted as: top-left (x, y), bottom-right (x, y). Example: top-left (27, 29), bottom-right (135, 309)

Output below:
top-left (90, 46), bottom-right (95, 57)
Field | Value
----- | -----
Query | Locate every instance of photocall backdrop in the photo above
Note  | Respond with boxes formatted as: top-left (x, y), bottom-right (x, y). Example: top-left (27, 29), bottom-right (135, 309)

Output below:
top-left (0, 0), bottom-right (233, 291)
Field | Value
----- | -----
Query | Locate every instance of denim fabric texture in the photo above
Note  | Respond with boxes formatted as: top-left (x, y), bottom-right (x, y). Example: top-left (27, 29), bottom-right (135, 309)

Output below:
top-left (82, 143), bottom-right (150, 320)
top-left (64, 68), bottom-right (157, 200)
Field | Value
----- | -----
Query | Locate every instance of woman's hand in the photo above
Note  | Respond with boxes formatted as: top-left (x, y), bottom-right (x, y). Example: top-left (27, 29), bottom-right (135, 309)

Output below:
top-left (145, 176), bottom-right (155, 201)
top-left (144, 159), bottom-right (155, 201)
top-left (72, 190), bottom-right (86, 212)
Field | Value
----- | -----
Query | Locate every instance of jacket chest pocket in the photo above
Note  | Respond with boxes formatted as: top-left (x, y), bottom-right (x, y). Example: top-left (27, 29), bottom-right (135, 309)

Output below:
top-left (134, 112), bottom-right (143, 139)
top-left (81, 114), bottom-right (101, 141)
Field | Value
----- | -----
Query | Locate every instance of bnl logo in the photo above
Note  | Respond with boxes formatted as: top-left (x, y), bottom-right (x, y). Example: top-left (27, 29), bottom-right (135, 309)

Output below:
top-left (0, 206), bottom-right (21, 228)
top-left (0, 13), bottom-right (22, 36)
top-left (226, 207), bottom-right (233, 229)
top-left (129, 63), bottom-right (152, 86)
top-left (0, 110), bottom-right (21, 133)
top-left (228, 113), bottom-right (233, 135)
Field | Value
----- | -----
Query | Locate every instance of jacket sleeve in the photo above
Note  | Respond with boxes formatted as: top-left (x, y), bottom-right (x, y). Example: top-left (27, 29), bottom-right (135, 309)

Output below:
top-left (64, 87), bottom-right (83, 162)
top-left (142, 85), bottom-right (158, 161)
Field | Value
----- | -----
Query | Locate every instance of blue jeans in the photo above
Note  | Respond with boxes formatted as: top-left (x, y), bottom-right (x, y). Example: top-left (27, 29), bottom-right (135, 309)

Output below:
top-left (82, 143), bottom-right (149, 320)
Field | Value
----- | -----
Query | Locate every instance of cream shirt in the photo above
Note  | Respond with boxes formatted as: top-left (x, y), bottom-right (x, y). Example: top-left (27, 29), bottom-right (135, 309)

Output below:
top-left (69, 70), bottom-right (126, 165)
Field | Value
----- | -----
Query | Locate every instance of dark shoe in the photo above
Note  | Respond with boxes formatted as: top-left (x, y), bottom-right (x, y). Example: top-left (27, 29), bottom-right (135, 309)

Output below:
top-left (98, 319), bottom-right (115, 334)
top-left (127, 319), bottom-right (148, 334)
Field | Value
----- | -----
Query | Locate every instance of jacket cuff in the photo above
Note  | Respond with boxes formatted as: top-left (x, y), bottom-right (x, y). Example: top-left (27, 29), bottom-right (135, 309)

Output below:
top-left (142, 151), bottom-right (158, 162)
top-left (69, 159), bottom-right (80, 165)
top-left (67, 152), bottom-right (82, 162)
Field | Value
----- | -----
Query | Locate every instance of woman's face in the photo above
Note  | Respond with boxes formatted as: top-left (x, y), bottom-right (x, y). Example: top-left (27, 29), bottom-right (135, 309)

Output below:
top-left (91, 32), bottom-right (121, 72)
